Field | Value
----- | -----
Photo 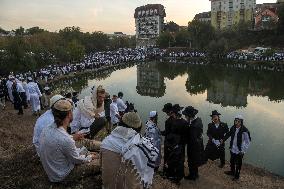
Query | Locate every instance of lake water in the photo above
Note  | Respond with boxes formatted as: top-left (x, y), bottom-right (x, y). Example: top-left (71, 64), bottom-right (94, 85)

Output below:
top-left (52, 61), bottom-right (284, 176)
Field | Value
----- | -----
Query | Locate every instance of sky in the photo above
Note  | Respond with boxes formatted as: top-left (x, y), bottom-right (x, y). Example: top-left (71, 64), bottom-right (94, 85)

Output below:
top-left (0, 0), bottom-right (277, 34)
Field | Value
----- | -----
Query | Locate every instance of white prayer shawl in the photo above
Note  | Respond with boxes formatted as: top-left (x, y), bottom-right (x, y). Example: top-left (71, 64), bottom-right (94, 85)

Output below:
top-left (101, 126), bottom-right (158, 188)
top-left (27, 82), bottom-right (42, 112)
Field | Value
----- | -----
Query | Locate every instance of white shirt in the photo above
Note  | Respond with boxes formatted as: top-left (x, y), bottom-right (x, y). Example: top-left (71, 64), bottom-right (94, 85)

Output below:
top-left (116, 98), bottom-right (127, 112)
top-left (110, 101), bottom-right (119, 124)
top-left (33, 110), bottom-right (54, 156)
top-left (39, 123), bottom-right (91, 182)
top-left (70, 107), bottom-right (105, 133)
top-left (214, 123), bottom-right (219, 129)
top-left (16, 82), bottom-right (25, 93)
top-left (231, 127), bottom-right (251, 154)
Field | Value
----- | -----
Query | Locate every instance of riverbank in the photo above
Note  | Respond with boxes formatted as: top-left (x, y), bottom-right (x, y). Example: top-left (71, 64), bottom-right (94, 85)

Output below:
top-left (0, 102), bottom-right (283, 189)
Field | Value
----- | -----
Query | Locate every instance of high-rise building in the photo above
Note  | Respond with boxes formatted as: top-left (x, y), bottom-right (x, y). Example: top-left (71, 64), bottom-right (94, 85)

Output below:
top-left (134, 4), bottom-right (166, 48)
top-left (194, 11), bottom-right (211, 23)
top-left (210, 0), bottom-right (256, 29)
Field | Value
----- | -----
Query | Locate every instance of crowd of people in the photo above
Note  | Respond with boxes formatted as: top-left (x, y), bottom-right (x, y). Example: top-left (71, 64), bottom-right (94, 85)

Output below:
top-left (226, 51), bottom-right (284, 62)
top-left (25, 83), bottom-right (252, 188)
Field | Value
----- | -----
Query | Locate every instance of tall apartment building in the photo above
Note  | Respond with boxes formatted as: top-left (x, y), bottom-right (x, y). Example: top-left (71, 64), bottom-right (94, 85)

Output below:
top-left (210, 0), bottom-right (256, 29)
top-left (134, 4), bottom-right (166, 48)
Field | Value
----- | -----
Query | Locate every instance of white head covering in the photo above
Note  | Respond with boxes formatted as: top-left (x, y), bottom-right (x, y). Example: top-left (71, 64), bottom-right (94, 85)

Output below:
top-left (234, 114), bottom-right (244, 120)
top-left (44, 86), bottom-right (50, 91)
top-left (50, 95), bottom-right (64, 107)
top-left (149, 111), bottom-right (157, 118)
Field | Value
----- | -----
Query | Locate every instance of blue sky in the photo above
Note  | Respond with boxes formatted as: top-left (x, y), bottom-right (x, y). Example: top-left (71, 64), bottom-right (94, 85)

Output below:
top-left (0, 0), bottom-right (277, 34)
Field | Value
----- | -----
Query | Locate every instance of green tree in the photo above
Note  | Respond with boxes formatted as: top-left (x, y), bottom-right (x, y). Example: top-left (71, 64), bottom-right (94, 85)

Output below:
top-left (175, 30), bottom-right (191, 47)
top-left (164, 21), bottom-right (180, 33)
top-left (188, 20), bottom-right (215, 49)
top-left (67, 39), bottom-right (85, 62)
top-left (207, 37), bottom-right (229, 58)
top-left (26, 27), bottom-right (45, 35)
top-left (156, 32), bottom-right (175, 48)
top-left (277, 4), bottom-right (284, 33)
top-left (14, 26), bottom-right (25, 36)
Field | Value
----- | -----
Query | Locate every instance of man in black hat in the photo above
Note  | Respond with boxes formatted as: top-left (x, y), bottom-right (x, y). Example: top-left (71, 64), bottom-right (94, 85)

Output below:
top-left (165, 104), bottom-right (188, 184)
top-left (182, 106), bottom-right (205, 180)
top-left (205, 110), bottom-right (229, 168)
top-left (161, 103), bottom-right (175, 175)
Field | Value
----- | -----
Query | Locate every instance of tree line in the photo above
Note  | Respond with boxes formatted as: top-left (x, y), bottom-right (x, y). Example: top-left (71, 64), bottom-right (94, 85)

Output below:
top-left (0, 26), bottom-right (135, 75)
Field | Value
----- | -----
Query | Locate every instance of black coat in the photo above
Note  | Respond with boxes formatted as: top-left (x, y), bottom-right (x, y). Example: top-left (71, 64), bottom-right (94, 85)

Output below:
top-left (186, 117), bottom-right (205, 165)
top-left (207, 122), bottom-right (229, 142)
top-left (0, 83), bottom-right (5, 98)
top-left (161, 116), bottom-right (175, 137)
top-left (205, 122), bottom-right (229, 160)
top-left (171, 117), bottom-right (188, 145)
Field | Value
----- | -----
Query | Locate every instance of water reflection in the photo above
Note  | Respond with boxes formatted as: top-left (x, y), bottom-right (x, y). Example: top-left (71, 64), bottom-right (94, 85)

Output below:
top-left (53, 61), bottom-right (284, 106)
top-left (136, 63), bottom-right (166, 97)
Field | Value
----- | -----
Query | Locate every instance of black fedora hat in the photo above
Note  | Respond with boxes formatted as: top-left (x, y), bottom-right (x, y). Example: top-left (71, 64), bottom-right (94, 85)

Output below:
top-left (162, 103), bottom-right (173, 113)
top-left (182, 106), bottom-right (198, 117)
top-left (172, 104), bottom-right (184, 114)
top-left (210, 110), bottom-right (221, 117)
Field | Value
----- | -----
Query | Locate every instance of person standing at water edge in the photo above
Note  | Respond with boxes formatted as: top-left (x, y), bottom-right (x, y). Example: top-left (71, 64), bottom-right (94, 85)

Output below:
top-left (224, 115), bottom-right (251, 181)
top-left (160, 103), bottom-right (175, 175)
top-left (39, 99), bottom-right (99, 183)
top-left (26, 77), bottom-right (42, 115)
top-left (205, 110), bottom-right (229, 168)
top-left (145, 111), bottom-right (162, 171)
top-left (116, 91), bottom-right (127, 115)
top-left (165, 104), bottom-right (187, 184)
top-left (182, 106), bottom-right (205, 180)
top-left (110, 94), bottom-right (120, 129)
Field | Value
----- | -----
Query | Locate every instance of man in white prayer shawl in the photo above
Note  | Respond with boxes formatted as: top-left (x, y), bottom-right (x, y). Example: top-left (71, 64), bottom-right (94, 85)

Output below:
top-left (101, 112), bottom-right (159, 189)
top-left (26, 77), bottom-right (42, 115)
top-left (70, 85), bottom-right (106, 139)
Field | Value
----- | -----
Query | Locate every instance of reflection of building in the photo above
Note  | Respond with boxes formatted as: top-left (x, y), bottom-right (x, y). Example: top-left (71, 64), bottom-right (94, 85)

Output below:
top-left (207, 79), bottom-right (248, 107)
top-left (210, 0), bottom-right (256, 29)
top-left (136, 63), bottom-right (166, 97)
top-left (134, 4), bottom-right (166, 47)
top-left (194, 11), bottom-right (211, 23)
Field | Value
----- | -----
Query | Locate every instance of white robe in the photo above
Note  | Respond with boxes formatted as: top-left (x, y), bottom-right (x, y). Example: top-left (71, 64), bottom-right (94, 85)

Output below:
top-left (27, 82), bottom-right (42, 112)
top-left (6, 80), bottom-right (13, 102)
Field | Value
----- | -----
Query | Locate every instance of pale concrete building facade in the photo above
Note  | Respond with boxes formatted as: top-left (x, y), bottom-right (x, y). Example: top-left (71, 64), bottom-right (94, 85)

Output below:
top-left (210, 0), bottom-right (256, 29)
top-left (134, 4), bottom-right (166, 48)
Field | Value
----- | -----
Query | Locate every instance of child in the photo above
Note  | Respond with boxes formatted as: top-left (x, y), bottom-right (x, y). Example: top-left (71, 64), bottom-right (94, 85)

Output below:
top-left (145, 111), bottom-right (162, 171)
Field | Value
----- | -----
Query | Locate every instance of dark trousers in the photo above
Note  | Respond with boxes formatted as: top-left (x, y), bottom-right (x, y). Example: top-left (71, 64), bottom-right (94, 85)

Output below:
top-left (230, 151), bottom-right (243, 179)
top-left (219, 146), bottom-right (225, 165)
top-left (20, 92), bottom-right (28, 108)
top-left (188, 161), bottom-right (198, 178)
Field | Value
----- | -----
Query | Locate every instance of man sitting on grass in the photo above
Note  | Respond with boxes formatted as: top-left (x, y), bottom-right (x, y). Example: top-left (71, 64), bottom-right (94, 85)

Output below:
top-left (39, 99), bottom-right (100, 183)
